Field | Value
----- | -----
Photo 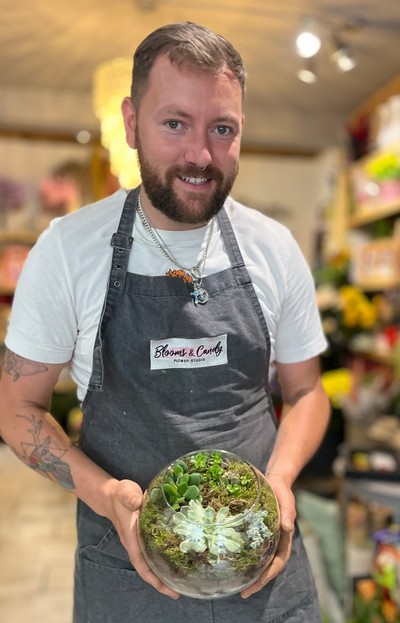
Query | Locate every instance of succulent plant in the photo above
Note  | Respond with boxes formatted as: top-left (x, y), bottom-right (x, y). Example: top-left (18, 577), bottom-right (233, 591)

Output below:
top-left (245, 510), bottom-right (273, 549)
top-left (150, 459), bottom-right (202, 510)
top-left (172, 499), bottom-right (245, 557)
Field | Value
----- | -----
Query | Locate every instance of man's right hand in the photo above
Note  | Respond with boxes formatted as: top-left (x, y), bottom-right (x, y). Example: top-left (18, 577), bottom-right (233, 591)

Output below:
top-left (108, 479), bottom-right (180, 600)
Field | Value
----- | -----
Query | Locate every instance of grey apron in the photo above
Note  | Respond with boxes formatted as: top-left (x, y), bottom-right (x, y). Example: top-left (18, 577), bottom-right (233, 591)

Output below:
top-left (73, 188), bottom-right (321, 622)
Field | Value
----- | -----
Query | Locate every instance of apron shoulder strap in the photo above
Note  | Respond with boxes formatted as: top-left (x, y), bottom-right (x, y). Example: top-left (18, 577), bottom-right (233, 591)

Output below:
top-left (88, 187), bottom-right (138, 391)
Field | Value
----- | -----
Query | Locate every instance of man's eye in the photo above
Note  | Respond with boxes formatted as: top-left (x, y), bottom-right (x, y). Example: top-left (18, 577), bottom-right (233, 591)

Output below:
top-left (215, 126), bottom-right (231, 136)
top-left (166, 120), bottom-right (182, 130)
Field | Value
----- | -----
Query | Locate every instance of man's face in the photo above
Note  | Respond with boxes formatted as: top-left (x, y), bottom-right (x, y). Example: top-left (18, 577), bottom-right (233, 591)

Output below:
top-left (122, 54), bottom-right (244, 227)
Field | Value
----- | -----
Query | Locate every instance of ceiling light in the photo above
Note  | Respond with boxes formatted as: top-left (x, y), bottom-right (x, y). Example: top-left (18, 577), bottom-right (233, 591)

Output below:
top-left (295, 18), bottom-right (321, 58)
top-left (76, 130), bottom-right (92, 144)
top-left (297, 59), bottom-right (317, 84)
top-left (330, 34), bottom-right (357, 72)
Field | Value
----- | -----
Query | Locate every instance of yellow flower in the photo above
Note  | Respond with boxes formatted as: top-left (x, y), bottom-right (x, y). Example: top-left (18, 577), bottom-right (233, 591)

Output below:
top-left (359, 304), bottom-right (377, 329)
top-left (365, 151), bottom-right (400, 181)
top-left (322, 368), bottom-right (353, 408)
top-left (339, 286), bottom-right (378, 330)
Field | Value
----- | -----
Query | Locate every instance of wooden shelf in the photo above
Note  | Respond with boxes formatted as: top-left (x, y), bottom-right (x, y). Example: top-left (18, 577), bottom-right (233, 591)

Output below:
top-left (349, 198), bottom-right (400, 227)
top-left (0, 230), bottom-right (39, 245)
top-left (356, 278), bottom-right (400, 292)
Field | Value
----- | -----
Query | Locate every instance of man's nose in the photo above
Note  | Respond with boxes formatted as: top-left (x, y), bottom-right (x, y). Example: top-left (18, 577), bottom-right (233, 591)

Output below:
top-left (183, 132), bottom-right (212, 169)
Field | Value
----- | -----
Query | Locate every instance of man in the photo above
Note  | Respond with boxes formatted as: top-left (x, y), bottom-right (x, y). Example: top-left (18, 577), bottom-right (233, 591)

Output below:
top-left (0, 22), bottom-right (330, 622)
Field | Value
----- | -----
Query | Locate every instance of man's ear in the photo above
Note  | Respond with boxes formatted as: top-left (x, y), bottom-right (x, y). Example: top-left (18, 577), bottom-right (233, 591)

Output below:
top-left (121, 97), bottom-right (137, 149)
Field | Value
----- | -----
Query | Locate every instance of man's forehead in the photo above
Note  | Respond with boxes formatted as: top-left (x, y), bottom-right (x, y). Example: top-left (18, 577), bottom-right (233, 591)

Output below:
top-left (151, 53), bottom-right (238, 85)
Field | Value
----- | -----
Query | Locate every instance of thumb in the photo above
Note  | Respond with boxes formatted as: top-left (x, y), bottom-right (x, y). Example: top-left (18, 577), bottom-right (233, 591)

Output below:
top-left (115, 479), bottom-right (143, 512)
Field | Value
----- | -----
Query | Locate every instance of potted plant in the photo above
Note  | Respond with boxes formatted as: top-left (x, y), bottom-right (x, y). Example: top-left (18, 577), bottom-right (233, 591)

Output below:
top-left (138, 449), bottom-right (280, 599)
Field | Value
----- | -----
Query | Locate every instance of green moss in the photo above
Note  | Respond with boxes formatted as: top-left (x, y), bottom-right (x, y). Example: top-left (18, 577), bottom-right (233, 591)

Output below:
top-left (257, 482), bottom-right (280, 532)
top-left (140, 498), bottom-right (195, 573)
top-left (198, 460), bottom-right (259, 513)
top-left (230, 548), bottom-right (260, 573)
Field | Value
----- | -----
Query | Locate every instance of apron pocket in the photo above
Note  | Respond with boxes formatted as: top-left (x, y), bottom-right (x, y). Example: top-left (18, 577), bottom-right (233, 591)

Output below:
top-left (79, 523), bottom-right (131, 565)
top-left (76, 528), bottom-right (144, 622)
top-left (79, 558), bottom-right (143, 622)
top-left (77, 558), bottom-right (216, 623)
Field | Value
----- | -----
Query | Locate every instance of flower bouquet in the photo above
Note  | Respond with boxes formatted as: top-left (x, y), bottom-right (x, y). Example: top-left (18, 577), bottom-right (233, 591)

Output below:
top-left (138, 449), bottom-right (280, 599)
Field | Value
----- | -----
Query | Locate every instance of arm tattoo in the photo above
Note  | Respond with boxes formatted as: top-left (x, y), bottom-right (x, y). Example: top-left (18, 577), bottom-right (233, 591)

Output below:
top-left (3, 350), bottom-right (48, 381)
top-left (13, 414), bottom-right (75, 490)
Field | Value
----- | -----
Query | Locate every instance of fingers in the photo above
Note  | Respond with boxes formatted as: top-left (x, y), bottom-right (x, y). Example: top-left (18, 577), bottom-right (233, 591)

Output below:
top-left (115, 479), bottom-right (143, 511)
top-left (110, 480), bottom-right (181, 599)
top-left (241, 526), bottom-right (294, 599)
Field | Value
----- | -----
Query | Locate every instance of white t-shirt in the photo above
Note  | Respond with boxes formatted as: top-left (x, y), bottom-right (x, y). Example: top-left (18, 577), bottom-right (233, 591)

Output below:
top-left (6, 189), bottom-right (327, 401)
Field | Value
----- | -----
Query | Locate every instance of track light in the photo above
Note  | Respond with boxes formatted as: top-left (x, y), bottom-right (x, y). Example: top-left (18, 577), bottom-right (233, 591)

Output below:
top-left (295, 18), bottom-right (321, 58)
top-left (330, 35), bottom-right (357, 72)
top-left (297, 59), bottom-right (317, 84)
top-left (295, 18), bottom-right (358, 81)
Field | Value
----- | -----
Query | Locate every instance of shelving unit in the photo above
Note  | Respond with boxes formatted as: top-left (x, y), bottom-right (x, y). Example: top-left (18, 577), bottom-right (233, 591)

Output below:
top-left (342, 468), bottom-right (400, 618)
top-left (348, 140), bottom-right (400, 289)
top-left (342, 81), bottom-right (400, 622)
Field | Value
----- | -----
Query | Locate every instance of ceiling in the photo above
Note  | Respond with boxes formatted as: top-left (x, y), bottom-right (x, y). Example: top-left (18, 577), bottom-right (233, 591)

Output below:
top-left (1, 0), bottom-right (400, 154)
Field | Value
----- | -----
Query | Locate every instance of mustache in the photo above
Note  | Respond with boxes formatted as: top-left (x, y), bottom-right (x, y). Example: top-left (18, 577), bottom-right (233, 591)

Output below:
top-left (167, 164), bottom-right (223, 182)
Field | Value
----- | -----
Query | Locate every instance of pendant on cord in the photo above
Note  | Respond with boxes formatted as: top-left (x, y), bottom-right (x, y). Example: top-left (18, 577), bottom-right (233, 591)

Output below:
top-left (191, 284), bottom-right (209, 306)
top-left (189, 267), bottom-right (208, 306)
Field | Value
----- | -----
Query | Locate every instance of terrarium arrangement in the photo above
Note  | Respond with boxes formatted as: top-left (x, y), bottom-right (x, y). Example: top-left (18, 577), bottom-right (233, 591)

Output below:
top-left (138, 449), bottom-right (280, 599)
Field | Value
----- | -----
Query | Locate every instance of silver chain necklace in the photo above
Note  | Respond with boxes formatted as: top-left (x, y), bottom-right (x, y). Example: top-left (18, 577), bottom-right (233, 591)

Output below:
top-left (137, 195), bottom-right (215, 306)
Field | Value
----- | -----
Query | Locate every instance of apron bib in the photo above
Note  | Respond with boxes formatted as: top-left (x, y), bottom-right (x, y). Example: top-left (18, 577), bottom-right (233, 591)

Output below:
top-left (73, 188), bottom-right (321, 622)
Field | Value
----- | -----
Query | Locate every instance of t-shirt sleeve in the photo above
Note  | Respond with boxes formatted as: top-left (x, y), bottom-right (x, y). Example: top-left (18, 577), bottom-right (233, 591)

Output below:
top-left (274, 236), bottom-right (327, 364)
top-left (5, 223), bottom-right (77, 364)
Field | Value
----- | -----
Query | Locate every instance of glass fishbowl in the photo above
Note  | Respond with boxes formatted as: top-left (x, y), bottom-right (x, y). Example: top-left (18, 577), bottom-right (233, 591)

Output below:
top-left (138, 449), bottom-right (280, 599)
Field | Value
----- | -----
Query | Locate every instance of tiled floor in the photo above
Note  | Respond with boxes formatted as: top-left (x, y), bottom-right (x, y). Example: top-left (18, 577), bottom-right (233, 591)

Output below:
top-left (0, 442), bottom-right (76, 622)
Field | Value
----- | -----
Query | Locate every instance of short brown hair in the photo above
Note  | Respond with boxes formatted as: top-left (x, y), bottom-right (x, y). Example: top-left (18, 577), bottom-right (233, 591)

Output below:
top-left (131, 22), bottom-right (246, 106)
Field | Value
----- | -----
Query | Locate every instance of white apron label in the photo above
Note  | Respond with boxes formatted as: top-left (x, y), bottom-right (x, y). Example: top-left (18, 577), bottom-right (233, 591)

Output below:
top-left (150, 334), bottom-right (228, 370)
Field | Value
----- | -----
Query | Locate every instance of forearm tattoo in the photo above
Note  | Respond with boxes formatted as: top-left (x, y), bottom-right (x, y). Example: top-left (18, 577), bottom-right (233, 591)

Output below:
top-left (13, 414), bottom-right (75, 490)
top-left (3, 350), bottom-right (48, 381)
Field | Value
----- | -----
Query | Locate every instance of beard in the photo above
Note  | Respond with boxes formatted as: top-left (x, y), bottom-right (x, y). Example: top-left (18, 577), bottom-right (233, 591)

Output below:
top-left (136, 145), bottom-right (238, 225)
